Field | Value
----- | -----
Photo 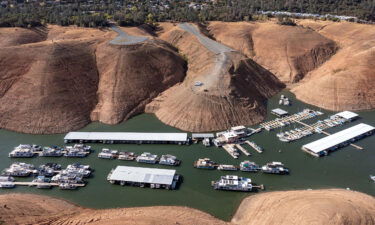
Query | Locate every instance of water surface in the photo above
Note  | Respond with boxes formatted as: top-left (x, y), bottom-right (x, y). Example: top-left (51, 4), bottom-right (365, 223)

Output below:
top-left (0, 90), bottom-right (374, 221)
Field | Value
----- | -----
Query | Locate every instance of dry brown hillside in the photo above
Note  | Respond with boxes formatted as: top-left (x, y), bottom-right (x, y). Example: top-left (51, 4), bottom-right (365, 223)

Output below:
top-left (292, 20), bottom-right (375, 111)
top-left (1, 189), bottom-right (374, 225)
top-left (208, 21), bottom-right (337, 83)
top-left (0, 26), bottom-right (186, 134)
top-left (147, 23), bottom-right (284, 132)
top-left (0, 40), bottom-right (99, 134)
top-left (91, 39), bottom-right (186, 124)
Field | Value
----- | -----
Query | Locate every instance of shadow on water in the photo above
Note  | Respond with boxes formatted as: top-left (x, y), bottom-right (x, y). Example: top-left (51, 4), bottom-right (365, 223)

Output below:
top-left (0, 89), bottom-right (374, 221)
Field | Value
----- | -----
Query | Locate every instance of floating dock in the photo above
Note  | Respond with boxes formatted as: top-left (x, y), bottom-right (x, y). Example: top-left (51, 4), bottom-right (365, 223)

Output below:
top-left (277, 112), bottom-right (358, 142)
top-left (64, 132), bottom-right (189, 145)
top-left (260, 109), bottom-right (323, 131)
top-left (245, 141), bottom-right (263, 153)
top-left (235, 144), bottom-right (251, 156)
top-left (302, 123), bottom-right (374, 157)
top-left (12, 182), bottom-right (85, 187)
top-left (222, 144), bottom-right (239, 159)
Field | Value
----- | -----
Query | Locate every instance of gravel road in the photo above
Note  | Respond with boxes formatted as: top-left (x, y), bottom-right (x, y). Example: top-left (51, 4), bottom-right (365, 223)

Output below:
top-left (109, 26), bottom-right (149, 45)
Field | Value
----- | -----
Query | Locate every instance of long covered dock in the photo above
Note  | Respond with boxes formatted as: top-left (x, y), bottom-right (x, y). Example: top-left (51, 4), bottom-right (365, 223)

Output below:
top-left (64, 132), bottom-right (189, 145)
top-left (302, 123), bottom-right (375, 157)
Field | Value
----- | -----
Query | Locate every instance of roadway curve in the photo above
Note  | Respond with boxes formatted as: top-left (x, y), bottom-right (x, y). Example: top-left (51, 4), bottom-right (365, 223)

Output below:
top-left (109, 26), bottom-right (149, 45)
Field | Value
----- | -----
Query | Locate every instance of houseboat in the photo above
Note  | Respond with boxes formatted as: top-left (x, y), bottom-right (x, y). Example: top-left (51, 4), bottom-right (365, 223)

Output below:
top-left (39, 146), bottom-right (64, 157)
top-left (261, 162), bottom-right (289, 174)
top-left (98, 148), bottom-right (119, 159)
top-left (159, 155), bottom-right (180, 166)
top-left (118, 152), bottom-right (137, 161)
top-left (217, 164), bottom-right (238, 171)
top-left (240, 161), bottom-right (260, 172)
top-left (212, 175), bottom-right (253, 192)
top-left (136, 152), bottom-right (159, 164)
top-left (193, 158), bottom-right (217, 169)
top-left (8, 145), bottom-right (37, 158)
top-left (0, 182), bottom-right (15, 188)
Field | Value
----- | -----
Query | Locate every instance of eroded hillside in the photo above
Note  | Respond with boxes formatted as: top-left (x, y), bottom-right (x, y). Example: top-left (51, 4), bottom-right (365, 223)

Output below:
top-left (0, 26), bottom-right (186, 134)
top-left (146, 23), bottom-right (284, 132)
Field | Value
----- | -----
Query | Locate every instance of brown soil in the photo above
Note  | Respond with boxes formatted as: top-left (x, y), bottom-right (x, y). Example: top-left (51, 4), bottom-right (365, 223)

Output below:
top-left (1, 189), bottom-right (374, 225)
top-left (0, 27), bottom-right (47, 47)
top-left (91, 39), bottom-right (186, 124)
top-left (146, 24), bottom-right (284, 132)
top-left (208, 21), bottom-right (338, 83)
top-left (0, 25), bottom-right (186, 134)
top-left (292, 20), bottom-right (375, 111)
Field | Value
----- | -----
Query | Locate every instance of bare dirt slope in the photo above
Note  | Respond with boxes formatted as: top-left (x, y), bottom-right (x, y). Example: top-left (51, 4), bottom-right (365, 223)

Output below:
top-left (232, 189), bottom-right (375, 225)
top-left (0, 25), bottom-right (186, 134)
top-left (147, 23), bottom-right (283, 132)
top-left (0, 39), bottom-right (99, 134)
top-left (292, 20), bottom-right (375, 111)
top-left (91, 38), bottom-right (186, 124)
top-left (1, 189), bottom-right (374, 225)
top-left (208, 21), bottom-right (337, 83)
top-left (0, 27), bottom-right (47, 47)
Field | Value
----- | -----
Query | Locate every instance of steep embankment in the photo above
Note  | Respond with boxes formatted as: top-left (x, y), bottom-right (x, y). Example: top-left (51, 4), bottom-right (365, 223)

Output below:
top-left (0, 26), bottom-right (186, 134)
top-left (91, 28), bottom-right (186, 124)
top-left (147, 23), bottom-right (283, 132)
top-left (0, 39), bottom-right (99, 134)
top-left (1, 189), bottom-right (374, 225)
top-left (208, 21), bottom-right (337, 83)
top-left (292, 20), bottom-right (375, 111)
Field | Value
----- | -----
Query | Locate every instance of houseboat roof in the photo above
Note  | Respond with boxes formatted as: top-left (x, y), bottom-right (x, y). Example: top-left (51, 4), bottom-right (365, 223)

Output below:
top-left (109, 166), bottom-right (176, 185)
top-left (231, 126), bottom-right (246, 131)
top-left (302, 123), bottom-right (375, 154)
top-left (271, 108), bottom-right (289, 116)
top-left (192, 133), bottom-right (215, 138)
top-left (64, 132), bottom-right (188, 142)
top-left (335, 111), bottom-right (359, 120)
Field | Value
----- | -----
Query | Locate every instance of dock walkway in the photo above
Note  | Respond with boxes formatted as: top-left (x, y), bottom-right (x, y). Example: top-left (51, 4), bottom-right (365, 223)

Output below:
top-left (245, 141), bottom-right (263, 153)
top-left (235, 144), bottom-right (251, 156)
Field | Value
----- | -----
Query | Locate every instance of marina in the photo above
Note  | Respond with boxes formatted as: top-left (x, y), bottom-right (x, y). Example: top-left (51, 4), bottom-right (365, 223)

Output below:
top-left (277, 111), bottom-right (359, 142)
top-left (0, 91), bottom-right (374, 221)
top-left (235, 144), bottom-right (251, 156)
top-left (64, 132), bottom-right (189, 145)
top-left (302, 123), bottom-right (375, 157)
top-left (259, 108), bottom-right (323, 131)
top-left (1, 162), bottom-right (93, 190)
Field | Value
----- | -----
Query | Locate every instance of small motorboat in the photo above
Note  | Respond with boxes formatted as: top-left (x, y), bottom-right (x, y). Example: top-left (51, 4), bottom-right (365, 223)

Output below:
top-left (370, 175), bottom-right (375, 182)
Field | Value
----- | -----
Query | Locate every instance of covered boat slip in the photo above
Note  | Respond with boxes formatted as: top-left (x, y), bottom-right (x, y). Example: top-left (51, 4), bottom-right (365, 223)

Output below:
top-left (108, 166), bottom-right (178, 189)
top-left (302, 123), bottom-right (375, 157)
top-left (64, 132), bottom-right (189, 144)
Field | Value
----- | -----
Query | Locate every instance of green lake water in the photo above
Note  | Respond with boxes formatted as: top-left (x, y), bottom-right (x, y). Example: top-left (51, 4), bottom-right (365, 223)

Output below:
top-left (0, 90), bottom-right (374, 221)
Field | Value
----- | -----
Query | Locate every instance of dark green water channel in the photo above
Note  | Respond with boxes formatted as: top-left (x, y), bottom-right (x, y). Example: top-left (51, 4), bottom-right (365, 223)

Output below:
top-left (0, 90), bottom-right (374, 221)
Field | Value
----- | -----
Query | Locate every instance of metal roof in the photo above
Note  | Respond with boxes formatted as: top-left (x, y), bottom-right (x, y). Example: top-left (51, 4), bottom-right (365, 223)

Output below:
top-left (303, 123), bottom-right (374, 153)
top-left (271, 108), bottom-right (288, 115)
top-left (64, 132), bottom-right (188, 142)
top-left (109, 166), bottom-right (176, 185)
top-left (192, 133), bottom-right (215, 138)
top-left (335, 111), bottom-right (359, 120)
